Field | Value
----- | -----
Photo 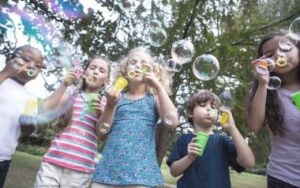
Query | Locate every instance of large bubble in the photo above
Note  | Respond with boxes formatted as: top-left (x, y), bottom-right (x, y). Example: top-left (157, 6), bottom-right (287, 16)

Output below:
top-left (148, 28), bottom-right (167, 47)
top-left (171, 39), bottom-right (194, 64)
top-left (192, 54), bottom-right (220, 81)
top-left (289, 17), bottom-right (300, 41)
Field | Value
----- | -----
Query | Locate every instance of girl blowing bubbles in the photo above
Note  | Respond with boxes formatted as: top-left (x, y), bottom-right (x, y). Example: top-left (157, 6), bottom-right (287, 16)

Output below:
top-left (247, 31), bottom-right (300, 187)
top-left (34, 56), bottom-right (110, 188)
top-left (92, 47), bottom-right (179, 188)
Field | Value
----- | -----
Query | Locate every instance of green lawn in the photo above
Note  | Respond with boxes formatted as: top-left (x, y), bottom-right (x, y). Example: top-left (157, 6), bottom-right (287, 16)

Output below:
top-left (4, 151), bottom-right (266, 188)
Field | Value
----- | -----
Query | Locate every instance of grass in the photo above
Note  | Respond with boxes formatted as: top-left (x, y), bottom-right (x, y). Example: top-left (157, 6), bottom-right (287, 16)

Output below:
top-left (4, 151), bottom-right (266, 188)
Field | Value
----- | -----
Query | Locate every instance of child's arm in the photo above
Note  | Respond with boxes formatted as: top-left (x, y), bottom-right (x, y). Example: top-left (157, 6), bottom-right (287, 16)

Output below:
top-left (0, 59), bottom-right (24, 84)
top-left (247, 64), bottom-right (269, 133)
top-left (143, 67), bottom-right (179, 128)
top-left (96, 90), bottom-right (120, 141)
top-left (223, 110), bottom-right (255, 168)
top-left (170, 138), bottom-right (201, 177)
top-left (42, 71), bottom-right (76, 110)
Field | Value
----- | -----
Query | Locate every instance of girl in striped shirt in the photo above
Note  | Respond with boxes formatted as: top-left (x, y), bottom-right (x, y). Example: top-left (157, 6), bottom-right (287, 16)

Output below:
top-left (34, 56), bottom-right (111, 188)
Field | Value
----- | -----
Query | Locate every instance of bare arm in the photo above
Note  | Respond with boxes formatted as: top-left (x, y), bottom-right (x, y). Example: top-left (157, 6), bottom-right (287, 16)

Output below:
top-left (247, 82), bottom-right (268, 133)
top-left (247, 62), bottom-right (269, 133)
top-left (96, 90), bottom-right (120, 141)
top-left (43, 71), bottom-right (77, 110)
top-left (154, 84), bottom-right (179, 128)
top-left (225, 111), bottom-right (255, 168)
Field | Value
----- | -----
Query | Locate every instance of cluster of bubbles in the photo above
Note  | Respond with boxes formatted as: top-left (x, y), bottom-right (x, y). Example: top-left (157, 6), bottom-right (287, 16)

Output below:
top-left (164, 39), bottom-right (195, 73)
top-left (147, 19), bottom-right (167, 47)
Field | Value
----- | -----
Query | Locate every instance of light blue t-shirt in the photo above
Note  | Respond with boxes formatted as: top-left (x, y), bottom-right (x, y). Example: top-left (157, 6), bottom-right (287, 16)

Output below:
top-left (267, 88), bottom-right (300, 187)
top-left (92, 94), bottom-right (164, 187)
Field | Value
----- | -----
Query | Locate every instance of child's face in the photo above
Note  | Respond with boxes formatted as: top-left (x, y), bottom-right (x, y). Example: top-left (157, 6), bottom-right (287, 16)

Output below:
top-left (262, 35), bottom-right (299, 74)
top-left (13, 49), bottom-right (44, 83)
top-left (126, 51), bottom-right (153, 82)
top-left (84, 59), bottom-right (109, 89)
top-left (190, 101), bottom-right (218, 128)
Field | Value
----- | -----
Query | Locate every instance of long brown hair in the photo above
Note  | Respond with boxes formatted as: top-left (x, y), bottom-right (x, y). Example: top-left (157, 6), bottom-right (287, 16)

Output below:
top-left (247, 31), bottom-right (300, 135)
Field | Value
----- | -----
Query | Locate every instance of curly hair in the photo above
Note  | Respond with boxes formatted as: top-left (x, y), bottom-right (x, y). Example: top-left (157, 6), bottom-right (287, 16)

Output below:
top-left (247, 31), bottom-right (300, 135)
top-left (186, 90), bottom-right (221, 126)
top-left (113, 47), bottom-right (172, 95)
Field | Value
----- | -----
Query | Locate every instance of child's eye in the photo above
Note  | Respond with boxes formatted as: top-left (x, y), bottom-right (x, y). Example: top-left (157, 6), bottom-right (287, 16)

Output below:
top-left (100, 68), bottom-right (106, 73)
top-left (21, 57), bottom-right (31, 63)
top-left (89, 65), bottom-right (96, 70)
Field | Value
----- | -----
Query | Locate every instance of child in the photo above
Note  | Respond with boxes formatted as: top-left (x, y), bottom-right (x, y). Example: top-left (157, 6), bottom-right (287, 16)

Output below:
top-left (34, 56), bottom-right (111, 188)
top-left (247, 31), bottom-right (300, 187)
top-left (167, 90), bottom-right (255, 188)
top-left (91, 47), bottom-right (179, 188)
top-left (0, 45), bottom-right (44, 188)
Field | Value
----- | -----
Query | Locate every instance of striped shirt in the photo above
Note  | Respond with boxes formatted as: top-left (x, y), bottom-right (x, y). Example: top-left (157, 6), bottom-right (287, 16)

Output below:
top-left (43, 94), bottom-right (98, 173)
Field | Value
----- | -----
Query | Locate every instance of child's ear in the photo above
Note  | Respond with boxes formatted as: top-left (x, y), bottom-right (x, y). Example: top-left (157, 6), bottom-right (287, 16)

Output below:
top-left (188, 112), bottom-right (193, 118)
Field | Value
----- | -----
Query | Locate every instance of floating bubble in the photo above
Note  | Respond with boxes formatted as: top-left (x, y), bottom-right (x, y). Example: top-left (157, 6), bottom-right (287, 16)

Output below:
top-left (149, 19), bottom-right (162, 31)
top-left (173, 62), bottom-right (182, 72)
top-left (164, 59), bottom-right (176, 72)
top-left (148, 28), bottom-right (167, 47)
top-left (252, 58), bottom-right (275, 75)
top-left (267, 76), bottom-right (281, 90)
top-left (171, 39), bottom-right (195, 64)
top-left (289, 17), bottom-right (300, 41)
top-left (164, 59), bottom-right (182, 72)
top-left (219, 90), bottom-right (233, 109)
top-left (192, 54), bottom-right (220, 81)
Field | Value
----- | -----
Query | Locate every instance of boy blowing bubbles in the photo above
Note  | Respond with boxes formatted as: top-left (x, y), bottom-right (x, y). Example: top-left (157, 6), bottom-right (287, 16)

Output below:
top-left (167, 90), bottom-right (255, 188)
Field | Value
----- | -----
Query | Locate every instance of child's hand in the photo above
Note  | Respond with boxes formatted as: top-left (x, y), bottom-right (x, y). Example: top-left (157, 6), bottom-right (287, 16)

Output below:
top-left (2, 58), bottom-right (26, 77)
top-left (107, 88), bottom-right (121, 107)
top-left (63, 70), bottom-right (77, 86)
top-left (251, 59), bottom-right (269, 85)
top-left (187, 137), bottom-right (201, 161)
top-left (90, 97), bottom-right (105, 118)
top-left (219, 109), bottom-right (236, 133)
top-left (142, 64), bottom-right (161, 90)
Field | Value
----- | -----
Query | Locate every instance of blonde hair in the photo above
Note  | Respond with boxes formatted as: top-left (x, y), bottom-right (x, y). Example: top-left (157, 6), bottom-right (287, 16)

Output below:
top-left (114, 47), bottom-right (172, 95)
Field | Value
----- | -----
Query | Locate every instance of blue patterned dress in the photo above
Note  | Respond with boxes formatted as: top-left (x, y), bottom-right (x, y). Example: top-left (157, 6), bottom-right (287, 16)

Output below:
top-left (92, 94), bottom-right (164, 187)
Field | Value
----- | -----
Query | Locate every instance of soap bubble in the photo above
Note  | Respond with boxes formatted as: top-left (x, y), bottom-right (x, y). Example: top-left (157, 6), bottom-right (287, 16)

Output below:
top-left (171, 39), bottom-right (194, 64)
top-left (148, 28), bottom-right (167, 47)
top-left (192, 54), bottom-right (220, 81)
top-left (267, 76), bottom-right (281, 90)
